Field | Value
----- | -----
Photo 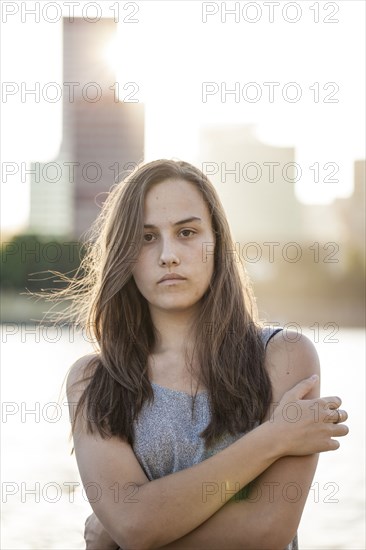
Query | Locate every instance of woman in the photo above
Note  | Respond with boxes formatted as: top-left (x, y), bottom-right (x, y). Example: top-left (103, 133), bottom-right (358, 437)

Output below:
top-left (66, 159), bottom-right (348, 549)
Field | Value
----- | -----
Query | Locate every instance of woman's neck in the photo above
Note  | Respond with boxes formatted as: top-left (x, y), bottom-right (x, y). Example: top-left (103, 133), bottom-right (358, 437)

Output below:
top-left (149, 306), bottom-right (198, 356)
top-left (147, 306), bottom-right (203, 390)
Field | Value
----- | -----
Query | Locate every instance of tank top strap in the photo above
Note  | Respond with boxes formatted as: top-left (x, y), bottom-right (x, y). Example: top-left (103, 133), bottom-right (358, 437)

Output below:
top-left (261, 325), bottom-right (284, 348)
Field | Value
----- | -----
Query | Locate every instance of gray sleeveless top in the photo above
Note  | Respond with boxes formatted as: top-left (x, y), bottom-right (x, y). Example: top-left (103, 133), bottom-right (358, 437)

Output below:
top-left (132, 326), bottom-right (298, 550)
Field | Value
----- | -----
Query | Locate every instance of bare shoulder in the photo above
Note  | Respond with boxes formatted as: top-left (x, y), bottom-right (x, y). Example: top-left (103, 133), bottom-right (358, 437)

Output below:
top-left (66, 352), bottom-right (99, 395)
top-left (264, 329), bottom-right (320, 400)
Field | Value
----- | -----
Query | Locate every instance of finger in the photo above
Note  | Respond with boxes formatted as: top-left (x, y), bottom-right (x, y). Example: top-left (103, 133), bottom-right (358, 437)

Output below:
top-left (287, 375), bottom-right (319, 400)
top-left (324, 408), bottom-right (348, 424)
top-left (332, 423), bottom-right (349, 436)
top-left (327, 409), bottom-right (342, 424)
top-left (327, 425), bottom-right (349, 450)
top-left (332, 409), bottom-right (348, 423)
top-left (322, 396), bottom-right (342, 409)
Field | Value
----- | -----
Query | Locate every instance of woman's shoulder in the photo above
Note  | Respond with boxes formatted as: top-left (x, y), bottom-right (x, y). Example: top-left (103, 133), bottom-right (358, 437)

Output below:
top-left (66, 353), bottom-right (100, 428)
top-left (263, 327), bottom-right (320, 396)
top-left (66, 352), bottom-right (100, 398)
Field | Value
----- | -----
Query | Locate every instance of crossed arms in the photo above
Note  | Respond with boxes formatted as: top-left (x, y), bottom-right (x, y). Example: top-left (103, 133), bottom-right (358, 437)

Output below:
top-left (67, 332), bottom-right (346, 549)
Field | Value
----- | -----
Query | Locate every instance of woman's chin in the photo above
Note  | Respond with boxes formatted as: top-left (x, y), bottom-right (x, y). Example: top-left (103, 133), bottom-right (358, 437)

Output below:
top-left (151, 299), bottom-right (200, 314)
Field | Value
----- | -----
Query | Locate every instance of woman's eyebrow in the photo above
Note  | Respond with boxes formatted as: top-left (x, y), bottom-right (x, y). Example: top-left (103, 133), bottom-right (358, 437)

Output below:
top-left (143, 216), bottom-right (202, 229)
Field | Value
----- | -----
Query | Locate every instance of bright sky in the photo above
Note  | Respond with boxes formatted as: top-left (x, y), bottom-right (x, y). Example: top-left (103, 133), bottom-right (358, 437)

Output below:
top-left (1, 0), bottom-right (365, 233)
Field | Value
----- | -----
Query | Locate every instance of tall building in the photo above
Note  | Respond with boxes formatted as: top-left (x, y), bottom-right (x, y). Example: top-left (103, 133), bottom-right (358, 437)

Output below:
top-left (197, 124), bottom-right (304, 242)
top-left (29, 18), bottom-right (144, 240)
top-left (301, 159), bottom-right (366, 248)
top-left (333, 159), bottom-right (365, 253)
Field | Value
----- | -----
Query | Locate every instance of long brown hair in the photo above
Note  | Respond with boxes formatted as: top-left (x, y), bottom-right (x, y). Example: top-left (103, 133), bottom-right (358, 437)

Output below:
top-left (52, 159), bottom-right (271, 448)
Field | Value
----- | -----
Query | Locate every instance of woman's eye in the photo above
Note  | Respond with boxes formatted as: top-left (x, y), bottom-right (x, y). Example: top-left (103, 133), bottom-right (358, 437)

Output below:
top-left (180, 229), bottom-right (195, 237)
top-left (143, 234), bottom-right (155, 242)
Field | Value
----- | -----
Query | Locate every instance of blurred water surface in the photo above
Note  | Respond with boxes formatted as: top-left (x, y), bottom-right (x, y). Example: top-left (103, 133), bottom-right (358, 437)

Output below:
top-left (1, 325), bottom-right (365, 549)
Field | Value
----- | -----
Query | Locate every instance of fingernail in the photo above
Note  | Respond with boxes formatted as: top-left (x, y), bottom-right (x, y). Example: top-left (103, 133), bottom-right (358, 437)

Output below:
top-left (310, 374), bottom-right (319, 381)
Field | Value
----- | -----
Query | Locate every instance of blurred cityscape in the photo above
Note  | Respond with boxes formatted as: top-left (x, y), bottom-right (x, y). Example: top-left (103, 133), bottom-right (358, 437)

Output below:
top-left (1, 18), bottom-right (365, 327)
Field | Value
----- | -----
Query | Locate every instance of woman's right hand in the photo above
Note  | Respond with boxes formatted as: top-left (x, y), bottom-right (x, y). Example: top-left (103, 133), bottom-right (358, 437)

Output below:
top-left (271, 375), bottom-right (349, 457)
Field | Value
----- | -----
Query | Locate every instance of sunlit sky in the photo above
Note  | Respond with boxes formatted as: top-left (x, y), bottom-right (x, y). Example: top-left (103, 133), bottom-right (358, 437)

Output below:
top-left (1, 0), bottom-right (365, 233)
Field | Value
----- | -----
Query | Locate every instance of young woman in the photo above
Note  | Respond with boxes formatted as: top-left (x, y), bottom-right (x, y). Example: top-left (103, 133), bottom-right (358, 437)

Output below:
top-left (65, 159), bottom-right (348, 549)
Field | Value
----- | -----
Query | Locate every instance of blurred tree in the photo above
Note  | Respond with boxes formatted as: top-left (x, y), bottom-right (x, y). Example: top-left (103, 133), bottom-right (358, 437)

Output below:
top-left (0, 234), bottom-right (83, 292)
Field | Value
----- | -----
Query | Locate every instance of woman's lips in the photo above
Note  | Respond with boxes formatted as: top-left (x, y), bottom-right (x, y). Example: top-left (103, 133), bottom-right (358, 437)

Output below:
top-left (158, 274), bottom-right (186, 283)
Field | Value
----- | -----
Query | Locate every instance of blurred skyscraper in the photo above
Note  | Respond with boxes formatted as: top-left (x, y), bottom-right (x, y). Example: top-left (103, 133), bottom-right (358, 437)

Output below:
top-left (29, 18), bottom-right (144, 240)
top-left (197, 124), bottom-right (304, 242)
top-left (334, 159), bottom-right (365, 253)
top-left (302, 159), bottom-right (365, 249)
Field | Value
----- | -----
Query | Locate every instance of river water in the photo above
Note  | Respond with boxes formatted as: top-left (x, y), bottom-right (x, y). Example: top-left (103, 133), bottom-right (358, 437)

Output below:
top-left (1, 325), bottom-right (364, 549)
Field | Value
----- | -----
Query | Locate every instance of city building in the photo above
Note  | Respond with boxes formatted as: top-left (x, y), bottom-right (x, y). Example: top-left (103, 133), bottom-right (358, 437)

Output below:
top-left (29, 17), bottom-right (144, 240)
top-left (197, 124), bottom-right (304, 242)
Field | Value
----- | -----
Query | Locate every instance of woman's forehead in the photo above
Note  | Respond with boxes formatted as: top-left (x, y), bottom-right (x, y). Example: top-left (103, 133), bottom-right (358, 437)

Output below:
top-left (144, 179), bottom-right (209, 216)
top-left (147, 177), bottom-right (196, 194)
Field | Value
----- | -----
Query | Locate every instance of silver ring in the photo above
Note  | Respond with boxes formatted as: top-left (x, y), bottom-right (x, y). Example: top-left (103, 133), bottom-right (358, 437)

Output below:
top-left (335, 409), bottom-right (342, 424)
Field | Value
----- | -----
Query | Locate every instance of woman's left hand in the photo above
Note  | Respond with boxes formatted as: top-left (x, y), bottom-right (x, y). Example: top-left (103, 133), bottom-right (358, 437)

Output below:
top-left (84, 512), bottom-right (119, 550)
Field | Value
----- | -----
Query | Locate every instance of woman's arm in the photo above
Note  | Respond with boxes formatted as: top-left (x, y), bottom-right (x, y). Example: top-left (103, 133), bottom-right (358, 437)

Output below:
top-left (84, 512), bottom-right (120, 550)
top-left (68, 343), bottom-right (347, 550)
top-left (156, 331), bottom-right (324, 549)
top-left (84, 331), bottom-right (318, 549)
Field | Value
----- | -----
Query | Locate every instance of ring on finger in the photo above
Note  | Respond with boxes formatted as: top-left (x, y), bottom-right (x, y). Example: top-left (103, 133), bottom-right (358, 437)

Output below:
top-left (334, 409), bottom-right (342, 423)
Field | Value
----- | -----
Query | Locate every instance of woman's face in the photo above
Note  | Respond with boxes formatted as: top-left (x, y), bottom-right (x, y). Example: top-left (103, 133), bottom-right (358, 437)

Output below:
top-left (132, 178), bottom-right (216, 315)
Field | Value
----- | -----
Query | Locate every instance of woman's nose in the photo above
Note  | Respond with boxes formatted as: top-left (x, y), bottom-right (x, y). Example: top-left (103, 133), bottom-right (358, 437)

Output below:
top-left (158, 237), bottom-right (180, 266)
